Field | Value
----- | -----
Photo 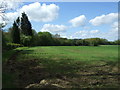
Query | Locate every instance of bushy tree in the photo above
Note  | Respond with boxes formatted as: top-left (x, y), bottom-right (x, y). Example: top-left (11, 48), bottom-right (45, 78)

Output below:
top-left (53, 38), bottom-right (61, 46)
top-left (38, 32), bottom-right (54, 46)
top-left (20, 35), bottom-right (32, 46)
top-left (31, 29), bottom-right (39, 46)
top-left (114, 40), bottom-right (120, 45)
top-left (76, 39), bottom-right (84, 46)
top-left (3, 31), bottom-right (11, 43)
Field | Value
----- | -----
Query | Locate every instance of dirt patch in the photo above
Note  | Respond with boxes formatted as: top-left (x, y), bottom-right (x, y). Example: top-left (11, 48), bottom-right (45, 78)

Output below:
top-left (26, 79), bottom-right (72, 88)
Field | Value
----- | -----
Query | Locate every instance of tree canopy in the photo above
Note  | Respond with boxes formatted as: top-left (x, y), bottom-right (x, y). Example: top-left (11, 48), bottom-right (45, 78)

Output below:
top-left (21, 12), bottom-right (33, 36)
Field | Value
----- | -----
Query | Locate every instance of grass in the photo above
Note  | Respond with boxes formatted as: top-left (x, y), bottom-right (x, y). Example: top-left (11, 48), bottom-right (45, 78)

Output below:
top-left (2, 49), bottom-right (18, 88)
top-left (16, 45), bottom-right (118, 61)
top-left (3, 45), bottom-right (119, 88)
top-left (2, 49), bottom-right (16, 62)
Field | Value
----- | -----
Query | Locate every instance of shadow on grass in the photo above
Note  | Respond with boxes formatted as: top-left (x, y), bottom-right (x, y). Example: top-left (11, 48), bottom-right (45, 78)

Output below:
top-left (2, 49), bottom-right (120, 88)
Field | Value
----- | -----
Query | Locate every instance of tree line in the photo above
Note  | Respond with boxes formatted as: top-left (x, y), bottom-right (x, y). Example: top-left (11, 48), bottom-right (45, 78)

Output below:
top-left (2, 12), bottom-right (120, 50)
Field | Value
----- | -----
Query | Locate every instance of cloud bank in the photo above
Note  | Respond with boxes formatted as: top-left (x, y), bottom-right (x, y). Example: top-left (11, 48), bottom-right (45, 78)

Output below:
top-left (41, 24), bottom-right (67, 33)
top-left (5, 2), bottom-right (59, 23)
top-left (89, 13), bottom-right (118, 26)
top-left (70, 30), bottom-right (100, 39)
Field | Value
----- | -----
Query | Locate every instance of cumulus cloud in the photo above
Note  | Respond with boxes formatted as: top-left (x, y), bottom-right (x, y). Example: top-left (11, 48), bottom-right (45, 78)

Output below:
top-left (89, 13), bottom-right (118, 26)
top-left (70, 22), bottom-right (118, 41)
top-left (41, 24), bottom-right (67, 33)
top-left (103, 22), bottom-right (118, 41)
top-left (19, 2), bottom-right (59, 22)
top-left (70, 30), bottom-right (100, 39)
top-left (100, 29), bottom-right (118, 41)
top-left (4, 2), bottom-right (59, 23)
top-left (5, 12), bottom-right (19, 22)
top-left (69, 15), bottom-right (86, 27)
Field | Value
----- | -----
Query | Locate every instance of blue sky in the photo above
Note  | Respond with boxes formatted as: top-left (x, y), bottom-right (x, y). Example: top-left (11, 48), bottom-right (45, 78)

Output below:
top-left (4, 2), bottom-right (118, 41)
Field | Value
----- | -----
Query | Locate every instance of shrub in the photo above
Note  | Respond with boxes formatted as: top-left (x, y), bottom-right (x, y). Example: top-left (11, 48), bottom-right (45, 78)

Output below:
top-left (20, 35), bottom-right (32, 46)
top-left (7, 43), bottom-right (23, 50)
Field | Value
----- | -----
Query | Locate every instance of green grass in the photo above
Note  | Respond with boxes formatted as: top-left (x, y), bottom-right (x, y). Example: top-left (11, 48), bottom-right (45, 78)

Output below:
top-left (2, 49), bottom-right (18, 88)
top-left (16, 45), bottom-right (118, 62)
top-left (15, 45), bottom-right (118, 73)
top-left (2, 49), bottom-right (16, 62)
top-left (3, 45), bottom-right (119, 88)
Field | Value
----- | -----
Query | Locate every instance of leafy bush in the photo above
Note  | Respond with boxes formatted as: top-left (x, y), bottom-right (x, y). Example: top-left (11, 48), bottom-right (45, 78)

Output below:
top-left (7, 43), bottom-right (23, 50)
top-left (20, 35), bottom-right (32, 46)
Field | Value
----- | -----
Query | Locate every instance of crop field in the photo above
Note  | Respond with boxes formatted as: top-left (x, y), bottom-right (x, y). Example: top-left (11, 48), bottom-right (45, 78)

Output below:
top-left (3, 45), bottom-right (120, 88)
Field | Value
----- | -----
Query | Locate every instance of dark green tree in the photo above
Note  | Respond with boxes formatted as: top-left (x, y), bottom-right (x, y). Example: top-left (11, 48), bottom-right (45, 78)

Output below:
top-left (21, 12), bottom-right (33, 36)
top-left (11, 21), bottom-right (20, 44)
top-left (16, 17), bottom-right (20, 27)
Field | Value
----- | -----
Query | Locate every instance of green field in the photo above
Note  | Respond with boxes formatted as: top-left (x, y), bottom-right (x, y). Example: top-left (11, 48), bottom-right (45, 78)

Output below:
top-left (16, 45), bottom-right (118, 61)
top-left (3, 45), bottom-right (119, 88)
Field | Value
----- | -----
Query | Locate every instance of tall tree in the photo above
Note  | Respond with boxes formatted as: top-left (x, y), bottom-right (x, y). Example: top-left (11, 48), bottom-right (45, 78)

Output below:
top-left (11, 21), bottom-right (20, 44)
top-left (21, 12), bottom-right (32, 36)
top-left (16, 17), bottom-right (20, 27)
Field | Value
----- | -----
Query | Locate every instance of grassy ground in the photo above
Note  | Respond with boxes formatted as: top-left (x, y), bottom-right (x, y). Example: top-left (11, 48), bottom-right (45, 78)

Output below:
top-left (3, 45), bottom-right (120, 88)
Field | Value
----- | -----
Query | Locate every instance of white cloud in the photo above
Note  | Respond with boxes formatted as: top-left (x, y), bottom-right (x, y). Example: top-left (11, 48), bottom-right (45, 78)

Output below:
top-left (41, 24), bottom-right (67, 33)
top-left (4, 2), bottom-right (59, 23)
top-left (112, 22), bottom-right (118, 29)
top-left (5, 12), bottom-right (19, 23)
top-left (89, 13), bottom-right (118, 26)
top-left (103, 22), bottom-right (118, 41)
top-left (69, 15), bottom-right (86, 27)
top-left (90, 30), bottom-right (99, 34)
top-left (70, 22), bottom-right (118, 41)
top-left (100, 29), bottom-right (118, 41)
top-left (70, 30), bottom-right (100, 39)
top-left (0, 16), bottom-right (3, 24)
top-left (19, 2), bottom-right (59, 22)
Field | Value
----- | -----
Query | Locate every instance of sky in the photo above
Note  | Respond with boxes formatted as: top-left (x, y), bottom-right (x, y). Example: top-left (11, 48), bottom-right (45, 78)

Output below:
top-left (2, 2), bottom-right (118, 41)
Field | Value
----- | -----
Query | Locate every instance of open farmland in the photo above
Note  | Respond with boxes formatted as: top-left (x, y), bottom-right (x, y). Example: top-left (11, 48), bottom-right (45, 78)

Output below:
top-left (3, 45), bottom-right (120, 88)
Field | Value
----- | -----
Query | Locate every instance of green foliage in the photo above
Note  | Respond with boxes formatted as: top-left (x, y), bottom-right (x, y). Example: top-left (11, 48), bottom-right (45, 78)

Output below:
top-left (83, 38), bottom-right (109, 46)
top-left (52, 38), bottom-right (61, 46)
top-left (38, 32), bottom-right (54, 46)
top-left (21, 12), bottom-right (33, 36)
top-left (1, 12), bottom-right (118, 47)
top-left (57, 38), bottom-right (66, 46)
top-left (99, 38), bottom-right (109, 45)
top-left (52, 33), bottom-right (61, 38)
top-left (30, 29), bottom-right (39, 46)
top-left (11, 21), bottom-right (20, 44)
top-left (16, 17), bottom-right (20, 26)
top-left (7, 43), bottom-right (23, 49)
top-left (114, 40), bottom-right (120, 45)
top-left (76, 39), bottom-right (83, 46)
top-left (4, 29), bottom-right (12, 43)
top-left (76, 39), bottom-right (91, 46)
top-left (52, 38), bottom-right (75, 46)
top-left (20, 35), bottom-right (32, 46)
